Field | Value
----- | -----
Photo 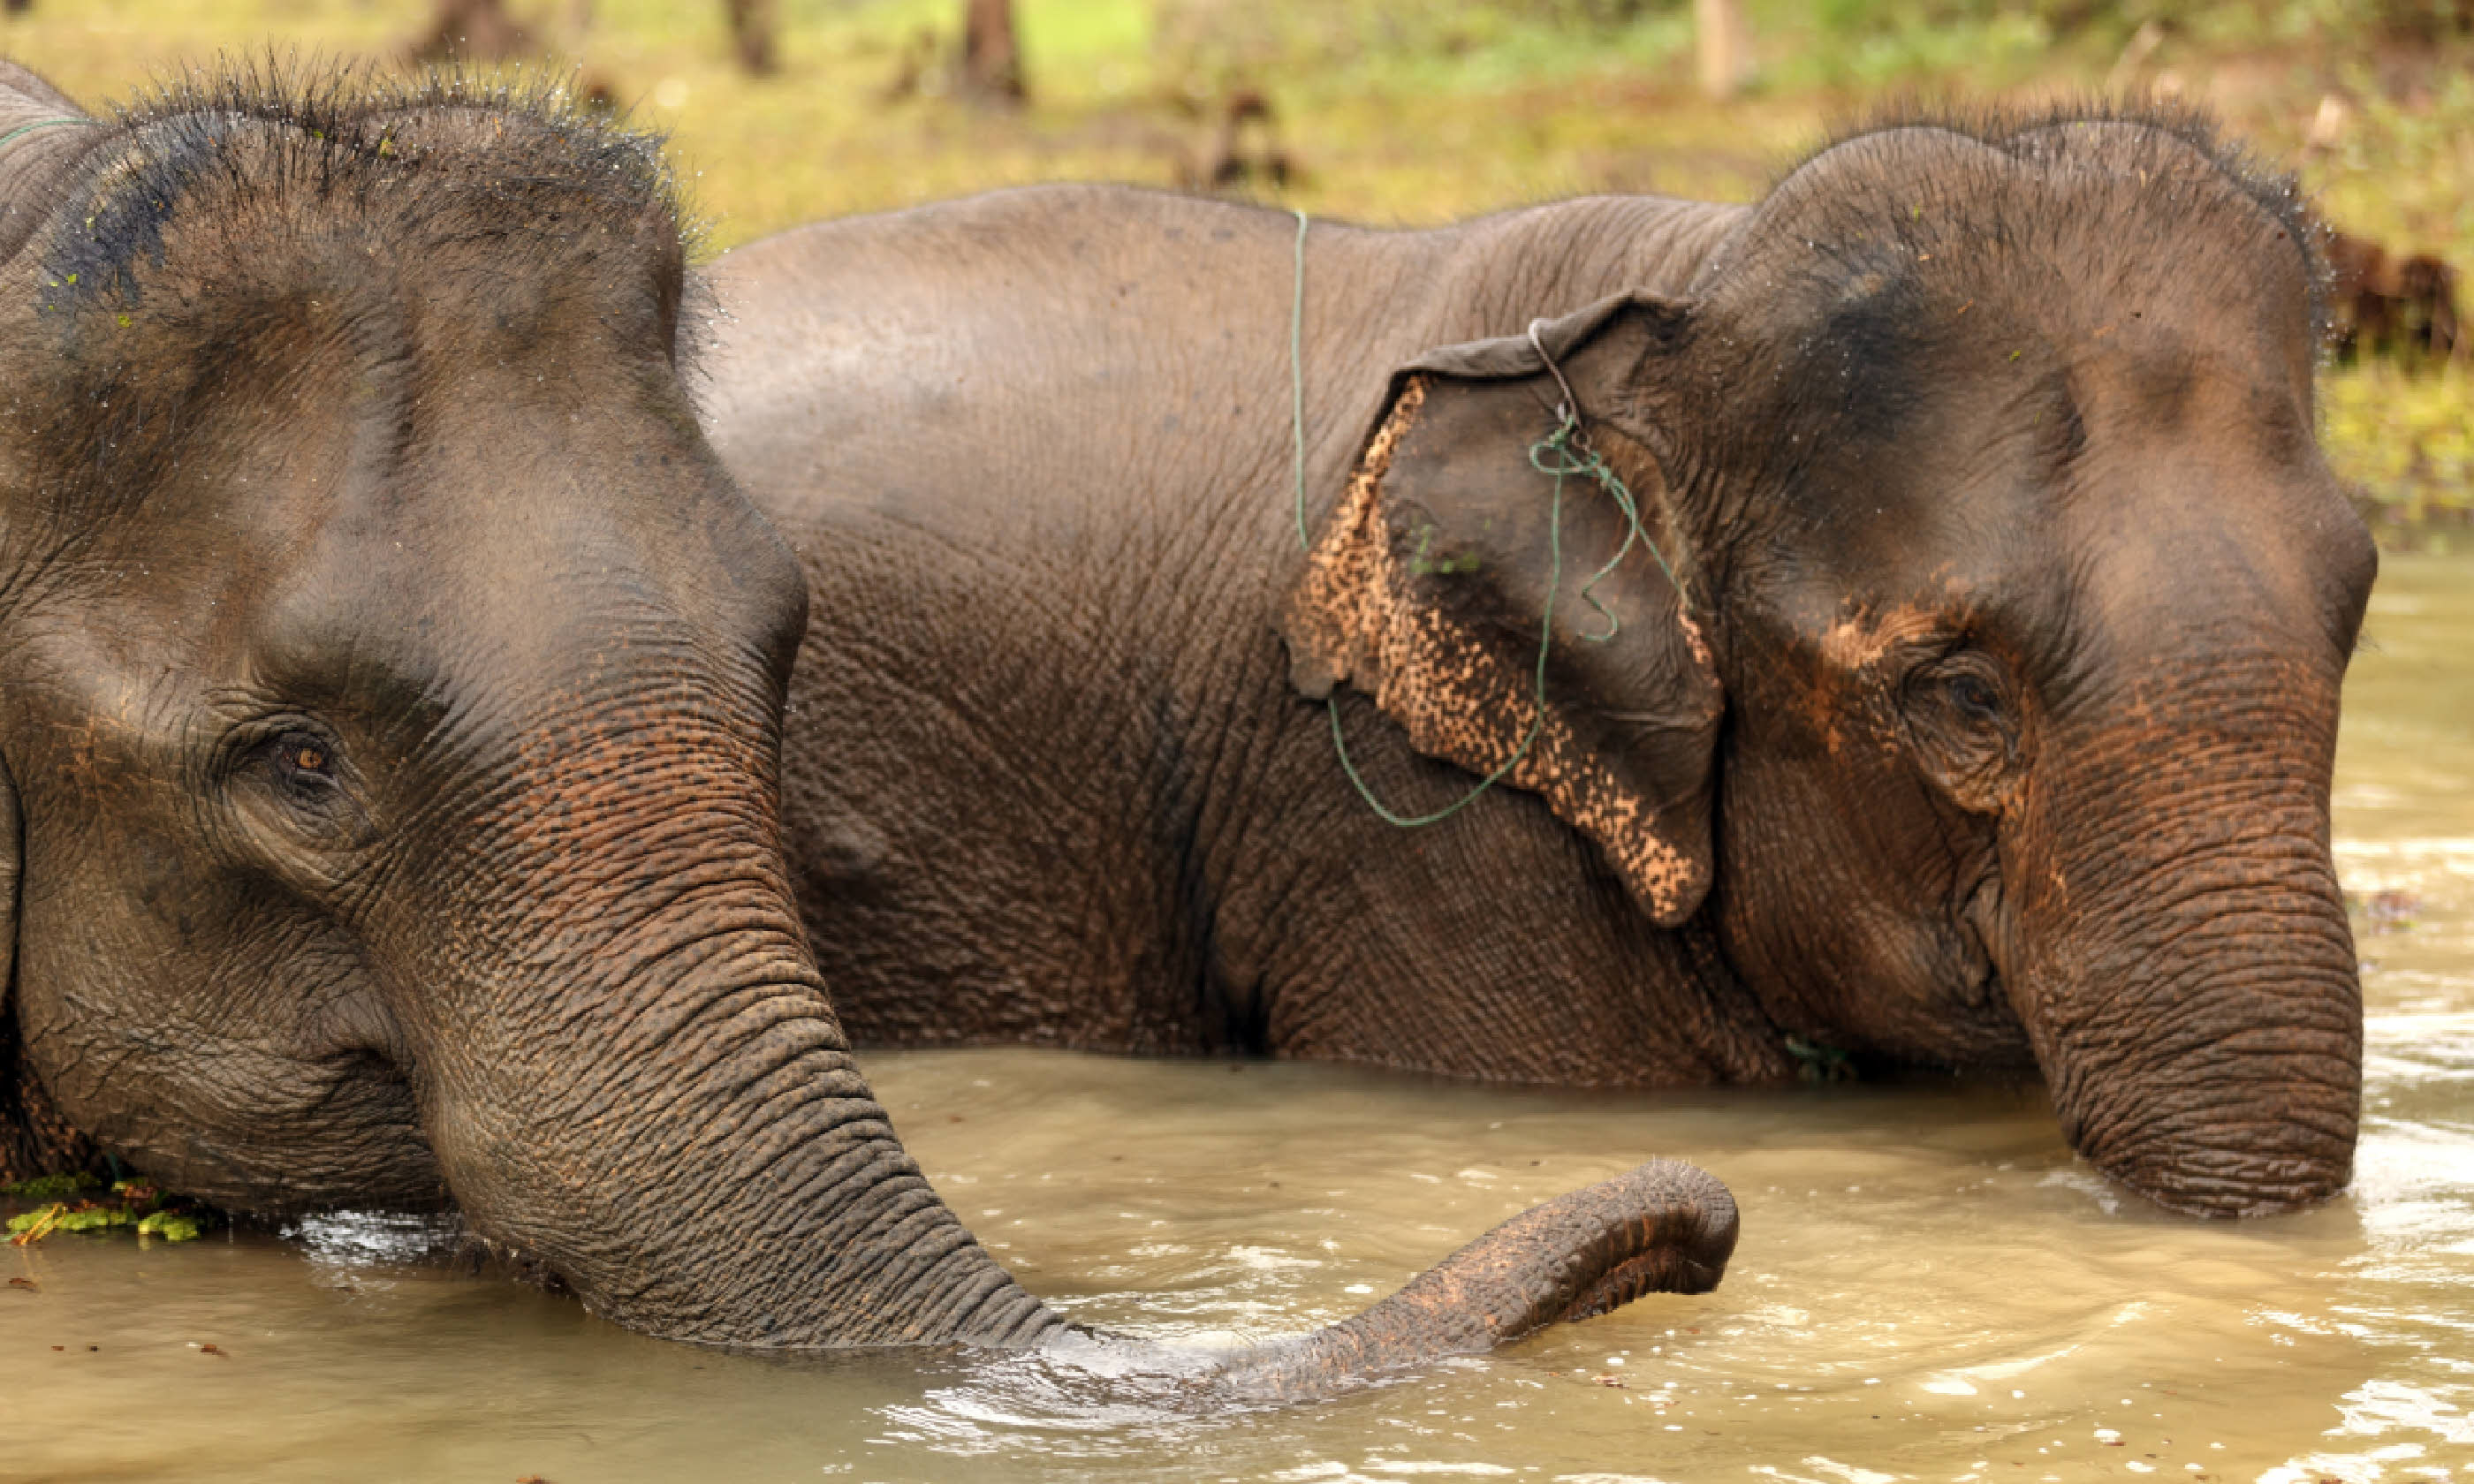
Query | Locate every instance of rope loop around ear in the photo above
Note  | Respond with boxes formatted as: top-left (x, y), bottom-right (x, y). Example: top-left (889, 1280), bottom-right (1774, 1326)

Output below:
top-left (1288, 209), bottom-right (1681, 829)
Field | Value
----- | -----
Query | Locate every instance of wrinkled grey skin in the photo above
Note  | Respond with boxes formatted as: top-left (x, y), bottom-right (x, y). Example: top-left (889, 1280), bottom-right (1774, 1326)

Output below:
top-left (705, 104), bottom-right (2373, 1219)
top-left (0, 62), bottom-right (1742, 1389)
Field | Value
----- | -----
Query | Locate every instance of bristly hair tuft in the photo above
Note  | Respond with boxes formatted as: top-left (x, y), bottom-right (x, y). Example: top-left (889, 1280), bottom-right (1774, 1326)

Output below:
top-left (1749, 94), bottom-right (2325, 337)
top-left (25, 51), bottom-right (705, 315)
top-left (102, 49), bottom-right (701, 245)
top-left (3, 53), bottom-right (714, 527)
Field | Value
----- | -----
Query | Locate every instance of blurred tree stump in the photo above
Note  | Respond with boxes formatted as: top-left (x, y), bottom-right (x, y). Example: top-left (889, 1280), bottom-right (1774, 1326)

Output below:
top-left (725, 0), bottom-right (777, 75)
top-left (408, 0), bottom-right (537, 64)
top-left (1694, 0), bottom-right (1751, 100)
top-left (959, 0), bottom-right (1027, 105)
top-left (2328, 229), bottom-right (2467, 366)
top-left (2374, 0), bottom-right (2474, 42)
top-left (1178, 89), bottom-right (1295, 194)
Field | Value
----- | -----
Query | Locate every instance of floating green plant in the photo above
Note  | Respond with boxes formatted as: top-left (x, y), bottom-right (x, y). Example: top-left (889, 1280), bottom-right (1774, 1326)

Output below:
top-left (136, 1210), bottom-right (204, 1242)
top-left (4, 1175), bottom-right (212, 1245)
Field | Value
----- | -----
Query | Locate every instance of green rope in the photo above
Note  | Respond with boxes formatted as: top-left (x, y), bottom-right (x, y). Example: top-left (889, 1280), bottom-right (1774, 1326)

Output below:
top-left (1532, 419), bottom-right (1681, 642)
top-left (1320, 438), bottom-right (1566, 828)
top-left (0, 117), bottom-right (96, 152)
top-left (1288, 208), bottom-right (1674, 829)
top-left (1291, 207), bottom-right (1313, 552)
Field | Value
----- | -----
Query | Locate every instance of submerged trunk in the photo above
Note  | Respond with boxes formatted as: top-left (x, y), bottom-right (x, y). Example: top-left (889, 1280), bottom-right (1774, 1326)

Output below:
top-left (424, 922), bottom-right (1735, 1387)
top-left (379, 693), bottom-right (1734, 1393)
top-left (2002, 646), bottom-right (2360, 1216)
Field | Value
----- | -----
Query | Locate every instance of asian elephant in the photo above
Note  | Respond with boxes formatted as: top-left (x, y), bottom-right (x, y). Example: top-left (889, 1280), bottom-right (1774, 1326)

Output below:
top-left (0, 62), bottom-right (1742, 1389)
top-left (702, 102), bottom-right (2375, 1220)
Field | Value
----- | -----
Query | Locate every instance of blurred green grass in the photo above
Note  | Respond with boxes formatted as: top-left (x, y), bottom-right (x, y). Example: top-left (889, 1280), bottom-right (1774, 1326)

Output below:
top-left (1, 0), bottom-right (2464, 537)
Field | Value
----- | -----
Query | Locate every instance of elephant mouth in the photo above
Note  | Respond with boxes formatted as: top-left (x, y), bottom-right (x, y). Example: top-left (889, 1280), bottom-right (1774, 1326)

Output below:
top-left (1960, 876), bottom-right (2006, 1008)
top-left (1922, 891), bottom-right (2038, 1073)
top-left (1965, 960), bottom-right (2003, 1013)
top-left (1941, 881), bottom-right (2038, 1072)
top-left (1942, 971), bottom-right (2042, 1074)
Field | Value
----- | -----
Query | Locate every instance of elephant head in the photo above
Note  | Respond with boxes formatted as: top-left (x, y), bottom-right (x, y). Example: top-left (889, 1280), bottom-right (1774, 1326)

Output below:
top-left (0, 64), bottom-right (1737, 1389)
top-left (1285, 106), bottom-right (2372, 1218)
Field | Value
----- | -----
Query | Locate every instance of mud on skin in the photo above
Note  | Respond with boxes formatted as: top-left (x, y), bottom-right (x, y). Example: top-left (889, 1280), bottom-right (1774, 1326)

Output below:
top-left (0, 57), bottom-right (1742, 1394)
top-left (706, 99), bottom-right (2372, 1221)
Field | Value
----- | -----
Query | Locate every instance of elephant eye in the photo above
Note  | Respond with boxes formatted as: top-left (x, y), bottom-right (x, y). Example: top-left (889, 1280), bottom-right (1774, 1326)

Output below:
top-left (227, 723), bottom-right (368, 851)
top-left (1904, 655), bottom-right (2017, 811)
top-left (1945, 671), bottom-right (2002, 721)
top-left (262, 731), bottom-right (342, 792)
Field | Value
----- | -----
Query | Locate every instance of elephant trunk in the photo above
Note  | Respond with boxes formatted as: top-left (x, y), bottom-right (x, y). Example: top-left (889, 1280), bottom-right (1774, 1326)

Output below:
top-left (1200, 1158), bottom-right (1734, 1400)
top-left (2005, 684), bottom-right (2360, 1216)
top-left (402, 903), bottom-right (1066, 1349)
top-left (372, 685), bottom-right (1060, 1348)
top-left (378, 693), bottom-right (1734, 1389)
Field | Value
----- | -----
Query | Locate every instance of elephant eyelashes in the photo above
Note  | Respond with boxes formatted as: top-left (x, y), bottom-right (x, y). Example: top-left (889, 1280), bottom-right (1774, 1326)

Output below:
top-left (222, 727), bottom-right (369, 852)
top-left (1910, 658), bottom-right (2008, 728)
top-left (1903, 657), bottom-right (2020, 809)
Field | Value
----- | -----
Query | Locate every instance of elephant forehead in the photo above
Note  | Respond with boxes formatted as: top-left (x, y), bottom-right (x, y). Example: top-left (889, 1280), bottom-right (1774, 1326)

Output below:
top-left (1728, 114), bottom-right (2315, 325)
top-left (31, 97), bottom-right (681, 345)
top-left (5, 621), bottom-right (216, 780)
top-left (3, 95), bottom-right (692, 536)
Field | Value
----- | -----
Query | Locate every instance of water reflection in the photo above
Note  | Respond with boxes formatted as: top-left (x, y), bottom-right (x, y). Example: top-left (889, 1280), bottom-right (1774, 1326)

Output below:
top-left (3, 556), bottom-right (2470, 1481)
top-left (281, 1211), bottom-right (463, 1269)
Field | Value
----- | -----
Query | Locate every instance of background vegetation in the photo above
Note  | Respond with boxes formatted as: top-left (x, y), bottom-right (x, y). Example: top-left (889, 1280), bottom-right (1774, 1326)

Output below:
top-left (3, 0), bottom-right (2464, 541)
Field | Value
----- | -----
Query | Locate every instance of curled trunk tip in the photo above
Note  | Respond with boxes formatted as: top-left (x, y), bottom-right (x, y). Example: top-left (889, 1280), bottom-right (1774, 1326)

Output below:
top-left (1211, 1157), bottom-right (1738, 1400)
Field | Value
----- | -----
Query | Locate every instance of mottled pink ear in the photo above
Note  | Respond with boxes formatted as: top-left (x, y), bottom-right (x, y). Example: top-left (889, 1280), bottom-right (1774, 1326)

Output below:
top-left (1280, 295), bottom-right (1723, 927)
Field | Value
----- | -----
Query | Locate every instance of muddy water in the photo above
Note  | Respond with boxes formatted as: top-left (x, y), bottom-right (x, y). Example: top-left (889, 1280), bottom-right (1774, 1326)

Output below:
top-left (5, 556), bottom-right (2470, 1483)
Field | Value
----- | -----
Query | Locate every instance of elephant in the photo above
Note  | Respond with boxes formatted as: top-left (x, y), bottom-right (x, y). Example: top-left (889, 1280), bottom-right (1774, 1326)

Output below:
top-left (701, 102), bottom-right (2375, 1221)
top-left (0, 61), bottom-right (1742, 1392)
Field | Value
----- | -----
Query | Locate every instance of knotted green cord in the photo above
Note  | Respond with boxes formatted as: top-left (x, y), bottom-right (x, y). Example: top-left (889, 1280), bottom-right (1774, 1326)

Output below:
top-left (1536, 418), bottom-right (1682, 639)
top-left (1289, 208), bottom-right (1674, 828)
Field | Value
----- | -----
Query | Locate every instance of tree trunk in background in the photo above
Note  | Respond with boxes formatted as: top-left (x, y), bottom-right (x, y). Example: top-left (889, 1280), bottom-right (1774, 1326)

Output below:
top-left (725, 0), bottom-right (777, 75)
top-left (407, 0), bottom-right (537, 64)
top-left (960, 0), bottom-right (1027, 105)
top-left (1694, 0), bottom-right (1751, 100)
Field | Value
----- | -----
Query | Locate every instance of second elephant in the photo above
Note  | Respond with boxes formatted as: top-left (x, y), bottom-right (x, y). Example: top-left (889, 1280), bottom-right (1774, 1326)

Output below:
top-left (703, 103), bottom-right (2373, 1222)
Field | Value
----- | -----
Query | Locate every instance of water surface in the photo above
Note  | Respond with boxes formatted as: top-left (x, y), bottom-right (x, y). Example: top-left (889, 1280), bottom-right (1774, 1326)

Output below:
top-left (6, 556), bottom-right (2471, 1482)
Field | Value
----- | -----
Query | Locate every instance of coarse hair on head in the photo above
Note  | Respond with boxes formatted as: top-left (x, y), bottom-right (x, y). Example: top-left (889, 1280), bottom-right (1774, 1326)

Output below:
top-left (0, 55), bottom-right (707, 531)
top-left (25, 53), bottom-right (700, 319)
top-left (1696, 95), bottom-right (2325, 342)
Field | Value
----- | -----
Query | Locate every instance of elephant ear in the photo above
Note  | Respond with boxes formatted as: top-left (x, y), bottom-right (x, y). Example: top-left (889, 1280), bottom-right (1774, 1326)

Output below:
top-left (1280, 292), bottom-right (1724, 927)
top-left (0, 758), bottom-right (92, 1185)
top-left (0, 757), bottom-right (37, 1184)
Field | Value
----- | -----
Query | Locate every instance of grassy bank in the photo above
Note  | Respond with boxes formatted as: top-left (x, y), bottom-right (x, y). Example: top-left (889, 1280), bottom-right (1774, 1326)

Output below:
top-left (2, 0), bottom-right (2464, 536)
